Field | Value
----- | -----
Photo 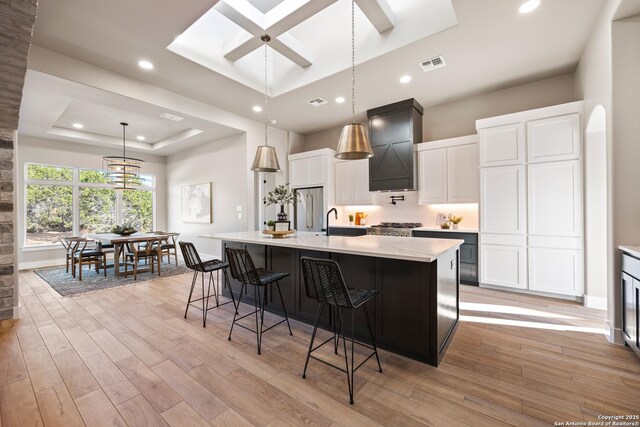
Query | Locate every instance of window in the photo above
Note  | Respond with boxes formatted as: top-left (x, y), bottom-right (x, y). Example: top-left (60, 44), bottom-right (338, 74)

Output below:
top-left (24, 163), bottom-right (156, 246)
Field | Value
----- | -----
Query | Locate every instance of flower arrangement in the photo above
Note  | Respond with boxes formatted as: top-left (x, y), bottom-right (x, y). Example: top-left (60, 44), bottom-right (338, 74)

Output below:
top-left (448, 215), bottom-right (463, 224)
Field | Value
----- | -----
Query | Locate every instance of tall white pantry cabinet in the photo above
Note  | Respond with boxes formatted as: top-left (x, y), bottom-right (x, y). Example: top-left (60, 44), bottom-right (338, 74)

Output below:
top-left (476, 101), bottom-right (584, 298)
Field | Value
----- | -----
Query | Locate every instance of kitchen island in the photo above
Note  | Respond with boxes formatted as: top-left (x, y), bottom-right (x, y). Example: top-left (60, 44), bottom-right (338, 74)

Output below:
top-left (199, 231), bottom-right (462, 366)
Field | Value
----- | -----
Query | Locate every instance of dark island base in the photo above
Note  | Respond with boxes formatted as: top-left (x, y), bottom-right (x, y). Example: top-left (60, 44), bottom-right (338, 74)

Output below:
top-left (221, 241), bottom-right (460, 367)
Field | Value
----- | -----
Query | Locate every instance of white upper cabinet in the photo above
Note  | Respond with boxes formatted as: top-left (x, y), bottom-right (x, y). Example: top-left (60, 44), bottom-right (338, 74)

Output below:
top-left (528, 160), bottom-right (582, 236)
top-left (289, 149), bottom-right (333, 189)
top-left (417, 135), bottom-right (478, 205)
top-left (527, 113), bottom-right (580, 163)
top-left (480, 165), bottom-right (526, 235)
top-left (447, 144), bottom-right (479, 203)
top-left (418, 149), bottom-right (447, 204)
top-left (479, 123), bottom-right (525, 167)
top-left (334, 159), bottom-right (372, 206)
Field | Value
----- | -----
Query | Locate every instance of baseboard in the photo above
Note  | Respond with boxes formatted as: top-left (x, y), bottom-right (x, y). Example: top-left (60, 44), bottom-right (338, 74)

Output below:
top-left (583, 295), bottom-right (607, 310)
top-left (606, 320), bottom-right (625, 345)
top-left (479, 283), bottom-right (583, 302)
top-left (19, 259), bottom-right (66, 271)
top-left (13, 305), bottom-right (20, 319)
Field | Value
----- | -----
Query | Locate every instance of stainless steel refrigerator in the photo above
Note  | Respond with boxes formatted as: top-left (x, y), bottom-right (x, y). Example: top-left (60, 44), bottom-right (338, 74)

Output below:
top-left (294, 187), bottom-right (324, 232)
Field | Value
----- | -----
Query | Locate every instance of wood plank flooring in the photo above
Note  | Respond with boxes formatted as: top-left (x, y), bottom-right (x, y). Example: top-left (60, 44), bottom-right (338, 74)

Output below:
top-left (0, 269), bottom-right (638, 426)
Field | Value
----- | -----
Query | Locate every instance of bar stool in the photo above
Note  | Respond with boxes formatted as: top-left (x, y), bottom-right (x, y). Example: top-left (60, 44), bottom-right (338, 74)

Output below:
top-left (179, 242), bottom-right (236, 327)
top-left (300, 256), bottom-right (382, 405)
top-left (225, 247), bottom-right (293, 354)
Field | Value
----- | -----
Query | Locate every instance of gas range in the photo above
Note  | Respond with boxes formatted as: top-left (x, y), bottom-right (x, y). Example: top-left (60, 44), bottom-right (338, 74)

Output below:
top-left (366, 222), bottom-right (422, 237)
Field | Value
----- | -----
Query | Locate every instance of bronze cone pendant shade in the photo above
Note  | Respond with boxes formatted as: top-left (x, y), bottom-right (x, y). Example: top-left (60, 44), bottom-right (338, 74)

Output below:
top-left (335, 0), bottom-right (374, 161)
top-left (251, 145), bottom-right (281, 172)
top-left (335, 123), bottom-right (373, 160)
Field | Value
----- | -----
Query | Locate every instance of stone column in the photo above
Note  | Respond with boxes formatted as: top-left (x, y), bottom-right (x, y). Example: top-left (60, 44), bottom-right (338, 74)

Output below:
top-left (0, 0), bottom-right (38, 322)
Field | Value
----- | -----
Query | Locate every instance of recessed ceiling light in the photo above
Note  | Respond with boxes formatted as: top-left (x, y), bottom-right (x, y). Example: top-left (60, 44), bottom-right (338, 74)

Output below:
top-left (136, 135), bottom-right (146, 141)
top-left (518, 0), bottom-right (540, 14)
top-left (335, 96), bottom-right (345, 104)
top-left (72, 123), bottom-right (84, 129)
top-left (138, 60), bottom-right (154, 70)
top-left (252, 105), bottom-right (263, 112)
top-left (400, 75), bottom-right (412, 84)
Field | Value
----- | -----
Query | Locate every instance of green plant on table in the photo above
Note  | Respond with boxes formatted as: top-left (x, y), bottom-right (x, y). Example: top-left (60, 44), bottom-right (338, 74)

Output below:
top-left (266, 220), bottom-right (275, 227)
top-left (348, 214), bottom-right (354, 222)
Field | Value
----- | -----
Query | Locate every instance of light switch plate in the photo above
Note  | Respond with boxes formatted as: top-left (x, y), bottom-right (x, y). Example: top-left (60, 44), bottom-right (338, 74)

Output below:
top-left (236, 205), bottom-right (243, 212)
top-left (237, 213), bottom-right (243, 220)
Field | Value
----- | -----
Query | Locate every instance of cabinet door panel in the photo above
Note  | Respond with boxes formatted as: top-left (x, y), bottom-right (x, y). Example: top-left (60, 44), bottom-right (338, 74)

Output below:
top-left (622, 272), bottom-right (636, 343)
top-left (306, 157), bottom-right (325, 186)
top-left (334, 161), bottom-right (354, 205)
top-left (528, 161), bottom-right (582, 236)
top-left (480, 244), bottom-right (527, 289)
top-left (353, 159), bottom-right (372, 204)
top-left (447, 144), bottom-right (478, 202)
top-left (290, 159), bottom-right (307, 188)
top-left (480, 165), bottom-right (526, 234)
top-left (479, 123), bottom-right (525, 167)
top-left (418, 149), bottom-right (447, 204)
top-left (527, 113), bottom-right (580, 162)
top-left (528, 247), bottom-right (583, 296)
top-left (266, 246), bottom-right (297, 317)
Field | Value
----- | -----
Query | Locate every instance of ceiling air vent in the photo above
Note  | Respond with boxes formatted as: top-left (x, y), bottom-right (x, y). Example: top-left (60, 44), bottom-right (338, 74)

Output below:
top-left (307, 97), bottom-right (328, 107)
top-left (159, 112), bottom-right (185, 122)
top-left (420, 56), bottom-right (446, 72)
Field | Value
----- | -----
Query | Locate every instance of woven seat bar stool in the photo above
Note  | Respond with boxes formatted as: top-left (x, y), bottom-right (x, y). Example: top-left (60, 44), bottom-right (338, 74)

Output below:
top-left (225, 247), bottom-right (293, 354)
top-left (179, 242), bottom-right (236, 327)
top-left (300, 256), bottom-right (382, 405)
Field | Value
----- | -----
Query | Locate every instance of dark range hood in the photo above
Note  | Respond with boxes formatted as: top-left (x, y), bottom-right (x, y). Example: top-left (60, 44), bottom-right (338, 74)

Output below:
top-left (367, 98), bottom-right (423, 192)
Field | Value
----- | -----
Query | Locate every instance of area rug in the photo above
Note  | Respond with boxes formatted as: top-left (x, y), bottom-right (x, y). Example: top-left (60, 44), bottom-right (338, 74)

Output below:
top-left (34, 262), bottom-right (191, 297)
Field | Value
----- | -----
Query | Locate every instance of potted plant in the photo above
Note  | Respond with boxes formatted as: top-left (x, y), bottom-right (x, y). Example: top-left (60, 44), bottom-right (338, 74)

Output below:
top-left (264, 184), bottom-right (298, 221)
top-left (360, 212), bottom-right (368, 226)
top-left (348, 214), bottom-right (354, 226)
top-left (266, 220), bottom-right (275, 231)
top-left (448, 215), bottom-right (463, 230)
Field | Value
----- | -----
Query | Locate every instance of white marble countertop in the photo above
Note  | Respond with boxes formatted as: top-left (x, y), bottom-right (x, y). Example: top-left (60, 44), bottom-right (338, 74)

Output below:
top-left (199, 231), bottom-right (463, 263)
top-left (620, 245), bottom-right (640, 258)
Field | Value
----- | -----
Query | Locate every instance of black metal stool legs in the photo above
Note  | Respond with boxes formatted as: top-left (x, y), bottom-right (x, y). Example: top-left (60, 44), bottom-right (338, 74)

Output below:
top-left (275, 282), bottom-right (293, 336)
top-left (302, 302), bottom-right (324, 379)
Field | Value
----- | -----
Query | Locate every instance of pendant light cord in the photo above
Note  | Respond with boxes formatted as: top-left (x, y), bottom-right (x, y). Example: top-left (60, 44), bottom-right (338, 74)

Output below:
top-left (351, 0), bottom-right (355, 125)
top-left (264, 43), bottom-right (269, 147)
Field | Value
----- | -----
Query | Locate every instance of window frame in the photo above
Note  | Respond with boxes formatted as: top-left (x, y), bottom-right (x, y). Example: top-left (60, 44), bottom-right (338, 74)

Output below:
top-left (24, 162), bottom-right (156, 248)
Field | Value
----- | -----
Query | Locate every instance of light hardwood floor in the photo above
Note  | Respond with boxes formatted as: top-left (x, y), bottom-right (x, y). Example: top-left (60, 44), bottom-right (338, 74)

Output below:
top-left (0, 269), bottom-right (638, 426)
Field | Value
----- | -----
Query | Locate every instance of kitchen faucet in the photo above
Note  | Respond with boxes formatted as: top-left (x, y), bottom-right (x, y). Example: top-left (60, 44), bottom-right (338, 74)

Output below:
top-left (326, 208), bottom-right (337, 236)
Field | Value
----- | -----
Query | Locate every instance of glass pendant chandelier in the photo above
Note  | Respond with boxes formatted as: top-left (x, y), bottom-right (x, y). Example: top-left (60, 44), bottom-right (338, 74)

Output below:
top-left (335, 0), bottom-right (373, 160)
top-left (102, 122), bottom-right (145, 190)
top-left (251, 35), bottom-right (281, 172)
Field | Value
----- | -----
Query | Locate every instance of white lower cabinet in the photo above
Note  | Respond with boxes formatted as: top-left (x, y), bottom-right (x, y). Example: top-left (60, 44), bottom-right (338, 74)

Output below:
top-left (480, 242), bottom-right (527, 289)
top-left (528, 247), bottom-right (583, 296)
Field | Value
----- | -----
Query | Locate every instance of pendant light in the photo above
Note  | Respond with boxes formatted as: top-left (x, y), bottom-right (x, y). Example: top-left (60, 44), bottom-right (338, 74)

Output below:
top-left (335, 0), bottom-right (373, 160)
top-left (102, 122), bottom-right (145, 190)
top-left (251, 35), bottom-right (281, 172)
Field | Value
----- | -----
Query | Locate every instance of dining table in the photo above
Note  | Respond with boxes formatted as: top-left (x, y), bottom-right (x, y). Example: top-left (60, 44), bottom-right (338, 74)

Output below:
top-left (85, 232), bottom-right (179, 277)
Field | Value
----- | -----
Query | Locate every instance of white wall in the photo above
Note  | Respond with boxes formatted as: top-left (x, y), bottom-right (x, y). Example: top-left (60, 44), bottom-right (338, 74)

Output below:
top-left (166, 133), bottom-right (247, 260)
top-left (294, 73), bottom-right (577, 155)
top-left (16, 134), bottom-right (167, 269)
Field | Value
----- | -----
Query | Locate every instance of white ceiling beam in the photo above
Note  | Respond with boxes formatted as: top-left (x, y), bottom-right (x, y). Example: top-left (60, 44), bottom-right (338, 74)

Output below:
top-left (271, 33), bottom-right (313, 68)
top-left (354, 0), bottom-right (395, 34)
top-left (220, 0), bottom-right (337, 67)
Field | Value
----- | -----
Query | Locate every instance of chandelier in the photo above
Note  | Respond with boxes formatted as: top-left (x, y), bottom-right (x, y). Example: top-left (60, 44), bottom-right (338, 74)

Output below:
top-left (102, 122), bottom-right (145, 190)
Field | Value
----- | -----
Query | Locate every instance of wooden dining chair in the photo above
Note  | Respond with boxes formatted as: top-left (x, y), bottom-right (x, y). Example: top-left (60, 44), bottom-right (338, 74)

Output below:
top-left (72, 238), bottom-right (107, 281)
top-left (123, 239), bottom-right (161, 280)
top-left (157, 232), bottom-right (180, 265)
top-left (59, 236), bottom-right (82, 274)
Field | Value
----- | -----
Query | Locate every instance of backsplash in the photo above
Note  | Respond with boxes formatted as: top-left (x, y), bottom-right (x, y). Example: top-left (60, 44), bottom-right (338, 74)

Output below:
top-left (334, 191), bottom-right (479, 230)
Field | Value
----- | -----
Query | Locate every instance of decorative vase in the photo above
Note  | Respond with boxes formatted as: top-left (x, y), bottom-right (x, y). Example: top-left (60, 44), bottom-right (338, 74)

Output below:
top-left (267, 225), bottom-right (275, 231)
top-left (360, 218), bottom-right (366, 226)
top-left (349, 221), bottom-right (354, 226)
top-left (452, 224), bottom-right (459, 229)
top-left (277, 205), bottom-right (287, 221)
